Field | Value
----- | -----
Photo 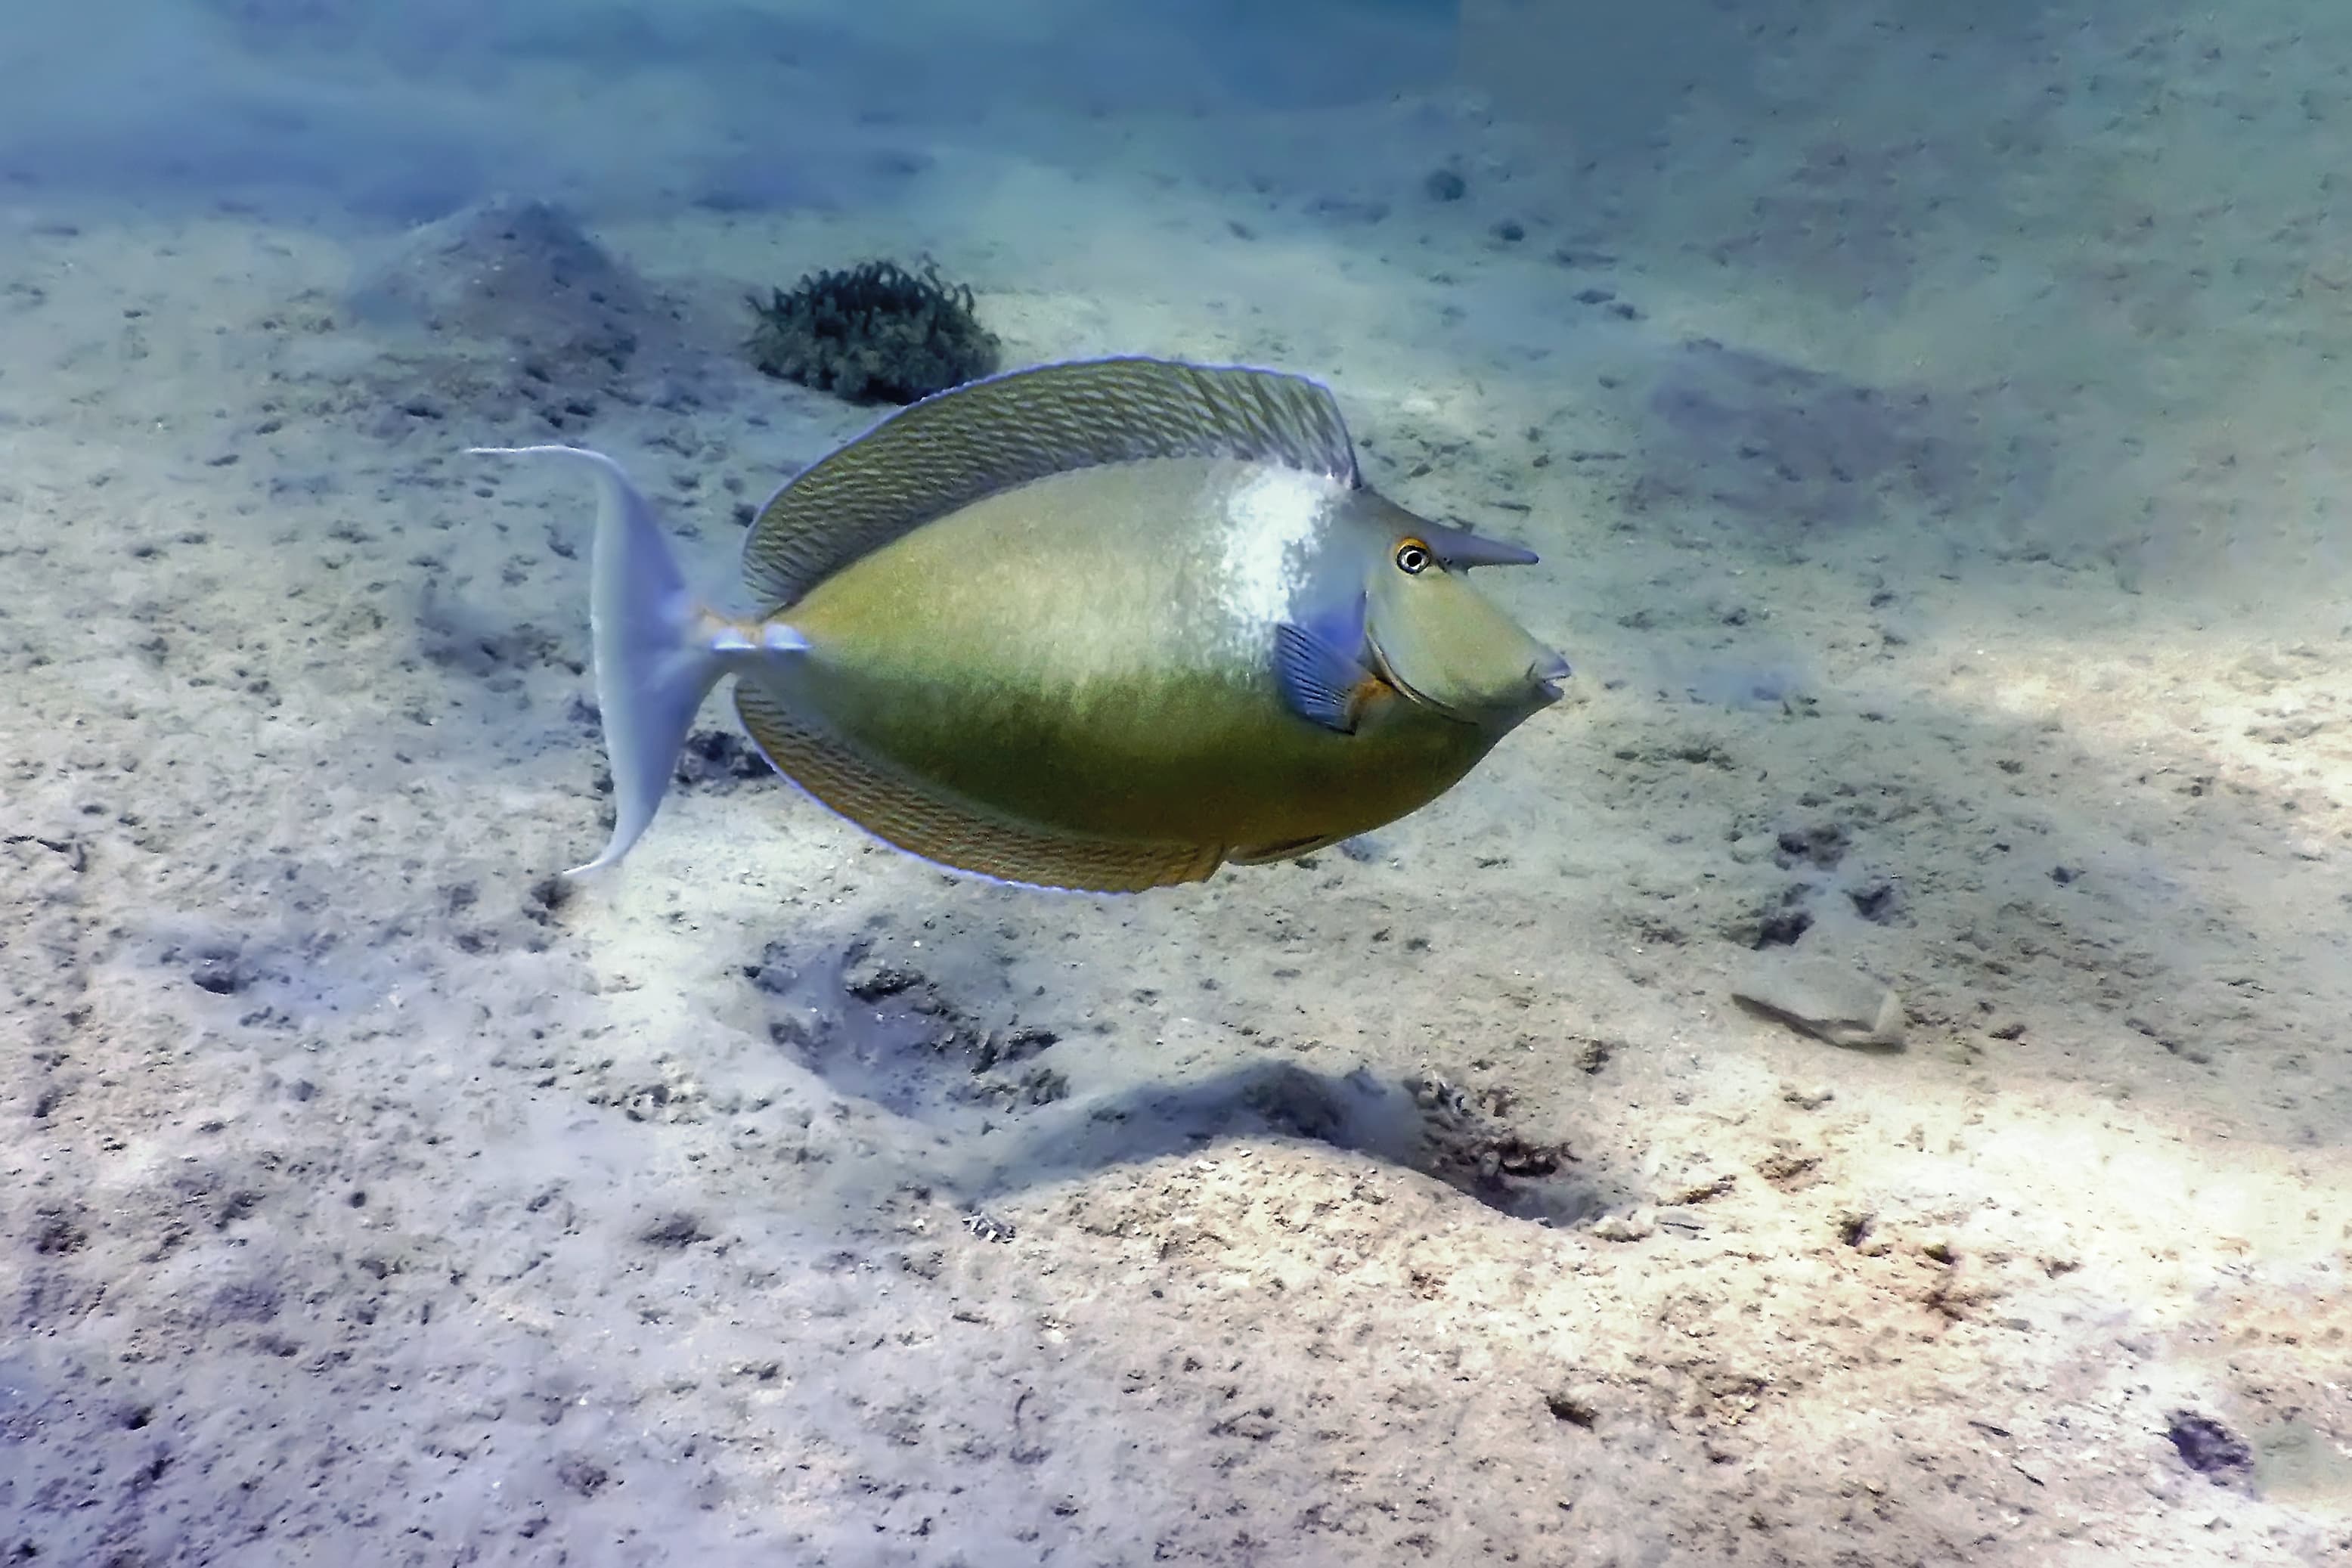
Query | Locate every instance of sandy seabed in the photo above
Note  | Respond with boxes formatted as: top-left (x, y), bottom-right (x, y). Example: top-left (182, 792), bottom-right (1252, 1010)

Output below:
top-left (5, 2), bottom-right (2352, 1563)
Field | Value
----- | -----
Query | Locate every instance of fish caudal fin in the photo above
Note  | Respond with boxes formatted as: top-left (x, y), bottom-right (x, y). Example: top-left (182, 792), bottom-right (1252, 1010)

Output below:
top-left (469, 445), bottom-right (801, 876)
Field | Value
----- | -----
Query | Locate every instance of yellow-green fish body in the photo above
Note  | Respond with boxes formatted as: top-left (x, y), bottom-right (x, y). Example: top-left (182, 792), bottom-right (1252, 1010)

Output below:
top-left (475, 357), bottom-right (1570, 893)
top-left (769, 460), bottom-right (1501, 853)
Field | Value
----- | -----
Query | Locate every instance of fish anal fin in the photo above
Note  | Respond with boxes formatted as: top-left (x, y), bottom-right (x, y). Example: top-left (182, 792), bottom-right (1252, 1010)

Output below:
top-left (733, 682), bottom-right (1222, 894)
top-left (1228, 830), bottom-right (1357, 866)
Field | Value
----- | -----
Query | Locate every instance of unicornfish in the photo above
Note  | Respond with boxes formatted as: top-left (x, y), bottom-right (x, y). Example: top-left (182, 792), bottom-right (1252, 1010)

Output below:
top-left (473, 355), bottom-right (1570, 894)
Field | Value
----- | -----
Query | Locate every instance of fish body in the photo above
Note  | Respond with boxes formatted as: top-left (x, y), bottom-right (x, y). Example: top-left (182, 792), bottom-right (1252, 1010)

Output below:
top-left (768, 457), bottom-right (1504, 854)
top-left (475, 356), bottom-right (1570, 893)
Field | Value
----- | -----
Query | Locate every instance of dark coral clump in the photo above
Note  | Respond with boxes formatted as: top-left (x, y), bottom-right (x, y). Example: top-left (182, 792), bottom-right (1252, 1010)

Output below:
top-left (745, 259), bottom-right (1000, 404)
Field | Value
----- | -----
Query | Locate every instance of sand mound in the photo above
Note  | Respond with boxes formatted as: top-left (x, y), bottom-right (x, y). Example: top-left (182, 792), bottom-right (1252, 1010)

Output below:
top-left (338, 194), bottom-right (683, 436)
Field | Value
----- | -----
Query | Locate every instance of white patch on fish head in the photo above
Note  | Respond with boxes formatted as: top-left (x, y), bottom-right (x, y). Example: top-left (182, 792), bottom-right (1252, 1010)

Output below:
top-left (1213, 463), bottom-right (1344, 641)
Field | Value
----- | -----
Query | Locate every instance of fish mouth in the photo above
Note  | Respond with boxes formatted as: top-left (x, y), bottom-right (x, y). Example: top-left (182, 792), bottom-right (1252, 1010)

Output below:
top-left (1529, 650), bottom-right (1573, 705)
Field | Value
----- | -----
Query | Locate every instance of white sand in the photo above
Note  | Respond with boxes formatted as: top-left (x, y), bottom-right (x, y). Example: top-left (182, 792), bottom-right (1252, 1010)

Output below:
top-left (5, 2), bottom-right (2350, 1563)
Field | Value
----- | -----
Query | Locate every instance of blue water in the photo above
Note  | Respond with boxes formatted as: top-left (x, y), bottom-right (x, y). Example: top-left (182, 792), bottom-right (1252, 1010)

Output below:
top-left (0, 1), bottom-right (1464, 220)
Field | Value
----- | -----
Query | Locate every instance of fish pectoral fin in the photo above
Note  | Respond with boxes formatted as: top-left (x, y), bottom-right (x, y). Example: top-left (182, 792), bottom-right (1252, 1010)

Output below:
top-left (1274, 621), bottom-right (1385, 734)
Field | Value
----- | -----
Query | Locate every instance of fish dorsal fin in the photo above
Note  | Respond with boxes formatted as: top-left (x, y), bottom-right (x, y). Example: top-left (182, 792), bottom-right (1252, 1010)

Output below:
top-left (741, 356), bottom-right (1360, 609)
top-left (733, 681), bottom-right (1226, 894)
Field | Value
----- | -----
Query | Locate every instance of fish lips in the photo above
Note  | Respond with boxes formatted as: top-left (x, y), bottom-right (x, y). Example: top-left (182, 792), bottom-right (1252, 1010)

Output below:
top-left (1529, 649), bottom-right (1573, 706)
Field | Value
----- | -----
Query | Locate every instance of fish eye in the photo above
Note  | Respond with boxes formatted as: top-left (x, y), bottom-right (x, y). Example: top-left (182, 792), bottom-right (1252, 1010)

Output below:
top-left (1394, 538), bottom-right (1433, 575)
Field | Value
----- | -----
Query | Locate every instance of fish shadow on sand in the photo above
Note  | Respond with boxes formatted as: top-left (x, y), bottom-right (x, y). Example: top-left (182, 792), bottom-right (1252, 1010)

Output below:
top-left (753, 937), bottom-right (1622, 1229)
top-left (961, 1058), bottom-right (1619, 1230)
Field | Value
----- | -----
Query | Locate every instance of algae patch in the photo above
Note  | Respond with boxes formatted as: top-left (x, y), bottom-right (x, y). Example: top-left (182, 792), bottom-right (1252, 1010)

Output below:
top-left (745, 259), bottom-right (999, 404)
